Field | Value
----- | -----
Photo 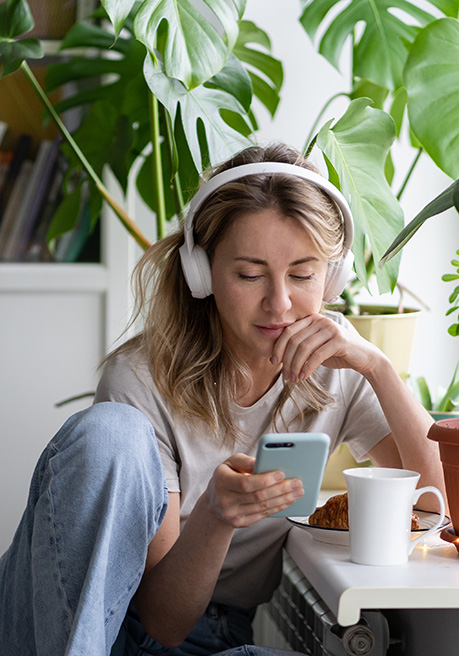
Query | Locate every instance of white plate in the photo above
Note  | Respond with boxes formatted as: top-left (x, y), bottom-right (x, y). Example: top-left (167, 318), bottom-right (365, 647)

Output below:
top-left (287, 511), bottom-right (451, 546)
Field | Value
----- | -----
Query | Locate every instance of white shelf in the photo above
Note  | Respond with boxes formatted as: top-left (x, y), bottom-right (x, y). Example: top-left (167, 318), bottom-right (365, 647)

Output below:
top-left (0, 262), bottom-right (108, 292)
top-left (286, 522), bottom-right (459, 627)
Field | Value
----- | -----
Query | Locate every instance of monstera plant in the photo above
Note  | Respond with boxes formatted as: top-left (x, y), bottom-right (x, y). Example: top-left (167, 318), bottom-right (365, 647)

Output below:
top-left (298, 0), bottom-right (459, 300)
top-left (0, 0), bottom-right (459, 299)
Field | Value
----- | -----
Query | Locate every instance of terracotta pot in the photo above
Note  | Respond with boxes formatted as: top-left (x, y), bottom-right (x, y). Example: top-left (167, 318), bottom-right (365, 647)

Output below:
top-left (427, 417), bottom-right (459, 536)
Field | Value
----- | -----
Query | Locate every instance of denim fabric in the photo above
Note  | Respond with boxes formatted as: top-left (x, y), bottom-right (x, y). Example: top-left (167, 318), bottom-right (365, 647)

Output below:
top-left (0, 402), bottom-right (169, 656)
top-left (0, 402), bottom-right (302, 656)
top-left (116, 602), bottom-right (256, 656)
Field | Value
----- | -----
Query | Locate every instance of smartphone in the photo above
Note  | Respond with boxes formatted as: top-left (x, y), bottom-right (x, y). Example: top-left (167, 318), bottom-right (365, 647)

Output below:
top-left (253, 432), bottom-right (330, 517)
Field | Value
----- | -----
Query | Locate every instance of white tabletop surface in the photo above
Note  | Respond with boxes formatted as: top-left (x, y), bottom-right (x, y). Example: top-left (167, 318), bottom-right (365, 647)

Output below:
top-left (286, 492), bottom-right (459, 626)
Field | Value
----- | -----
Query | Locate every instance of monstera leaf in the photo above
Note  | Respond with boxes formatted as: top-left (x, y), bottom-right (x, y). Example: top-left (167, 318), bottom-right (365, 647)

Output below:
top-left (0, 0), bottom-right (42, 76)
top-left (233, 20), bottom-right (283, 117)
top-left (405, 18), bottom-right (459, 180)
top-left (380, 178), bottom-right (459, 266)
top-left (299, 0), bottom-right (455, 91)
top-left (143, 52), bottom-right (251, 171)
top-left (104, 0), bottom-right (245, 90)
top-left (317, 98), bottom-right (403, 293)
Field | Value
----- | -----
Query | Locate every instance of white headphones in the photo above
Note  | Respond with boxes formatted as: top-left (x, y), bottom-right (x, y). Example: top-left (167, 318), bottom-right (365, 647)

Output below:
top-left (179, 162), bottom-right (354, 303)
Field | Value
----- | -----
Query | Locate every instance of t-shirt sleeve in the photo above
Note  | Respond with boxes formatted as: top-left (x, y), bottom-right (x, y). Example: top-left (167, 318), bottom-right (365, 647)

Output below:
top-left (94, 353), bottom-right (181, 492)
top-left (339, 373), bottom-right (391, 461)
top-left (321, 310), bottom-right (391, 461)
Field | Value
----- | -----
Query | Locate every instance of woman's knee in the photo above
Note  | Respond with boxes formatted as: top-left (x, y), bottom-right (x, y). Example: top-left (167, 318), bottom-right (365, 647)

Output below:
top-left (56, 402), bottom-right (160, 465)
top-left (50, 402), bottom-right (167, 515)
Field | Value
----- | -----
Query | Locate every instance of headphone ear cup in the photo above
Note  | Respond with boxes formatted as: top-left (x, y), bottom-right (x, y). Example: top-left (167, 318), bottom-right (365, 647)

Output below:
top-left (323, 250), bottom-right (354, 304)
top-left (179, 243), bottom-right (213, 299)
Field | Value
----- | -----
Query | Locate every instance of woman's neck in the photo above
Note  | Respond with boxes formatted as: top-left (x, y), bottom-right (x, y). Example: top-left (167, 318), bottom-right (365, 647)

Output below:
top-left (236, 364), bottom-right (282, 407)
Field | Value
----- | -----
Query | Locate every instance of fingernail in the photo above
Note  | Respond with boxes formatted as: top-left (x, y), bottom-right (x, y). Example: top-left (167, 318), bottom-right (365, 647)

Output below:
top-left (293, 488), bottom-right (304, 499)
top-left (291, 479), bottom-right (302, 489)
top-left (274, 471), bottom-right (284, 482)
top-left (283, 370), bottom-right (290, 381)
top-left (299, 370), bottom-right (306, 380)
top-left (270, 355), bottom-right (278, 365)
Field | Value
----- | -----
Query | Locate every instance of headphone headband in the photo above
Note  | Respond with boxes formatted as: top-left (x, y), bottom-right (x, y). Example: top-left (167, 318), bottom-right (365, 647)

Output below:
top-left (179, 161), bottom-right (354, 302)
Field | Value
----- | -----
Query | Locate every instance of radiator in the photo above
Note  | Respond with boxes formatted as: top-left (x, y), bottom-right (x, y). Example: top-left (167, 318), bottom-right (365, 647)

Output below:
top-left (254, 554), bottom-right (390, 656)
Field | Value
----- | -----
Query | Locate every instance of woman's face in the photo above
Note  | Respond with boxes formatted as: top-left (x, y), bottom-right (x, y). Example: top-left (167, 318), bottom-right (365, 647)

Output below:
top-left (211, 209), bottom-right (329, 369)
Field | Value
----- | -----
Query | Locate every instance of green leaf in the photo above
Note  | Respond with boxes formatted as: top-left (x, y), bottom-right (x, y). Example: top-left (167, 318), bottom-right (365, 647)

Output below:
top-left (0, 37), bottom-right (42, 76)
top-left (234, 21), bottom-right (282, 91)
top-left (380, 177), bottom-right (459, 265)
top-left (299, 0), bottom-right (447, 90)
top-left (0, 0), bottom-right (34, 38)
top-left (208, 53), bottom-right (252, 112)
top-left (143, 52), bottom-right (251, 171)
top-left (233, 19), bottom-right (283, 117)
top-left (0, 0), bottom-right (43, 75)
top-left (454, 178), bottom-right (459, 211)
top-left (414, 376), bottom-right (433, 410)
top-left (405, 18), bottom-right (459, 179)
top-left (248, 71), bottom-right (280, 118)
top-left (59, 20), bottom-right (125, 52)
top-left (436, 363), bottom-right (459, 410)
top-left (317, 98), bottom-right (403, 293)
top-left (389, 87), bottom-right (408, 138)
top-left (102, 0), bottom-right (138, 37)
top-left (133, 0), bottom-right (242, 89)
top-left (349, 78), bottom-right (389, 110)
top-left (47, 185), bottom-right (83, 241)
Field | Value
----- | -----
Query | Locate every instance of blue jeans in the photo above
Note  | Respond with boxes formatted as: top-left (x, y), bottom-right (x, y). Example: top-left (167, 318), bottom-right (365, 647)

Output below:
top-left (0, 403), bottom-right (299, 656)
top-left (0, 403), bottom-right (168, 655)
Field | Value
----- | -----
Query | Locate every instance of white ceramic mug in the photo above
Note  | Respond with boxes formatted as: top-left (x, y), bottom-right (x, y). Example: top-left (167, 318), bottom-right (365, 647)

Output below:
top-left (343, 467), bottom-right (445, 566)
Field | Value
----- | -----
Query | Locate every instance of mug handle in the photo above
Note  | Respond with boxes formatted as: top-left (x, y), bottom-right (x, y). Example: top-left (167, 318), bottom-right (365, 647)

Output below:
top-left (408, 486), bottom-right (446, 555)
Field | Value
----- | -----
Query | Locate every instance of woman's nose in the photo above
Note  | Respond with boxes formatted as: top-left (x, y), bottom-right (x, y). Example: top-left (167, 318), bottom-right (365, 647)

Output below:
top-left (262, 280), bottom-right (292, 315)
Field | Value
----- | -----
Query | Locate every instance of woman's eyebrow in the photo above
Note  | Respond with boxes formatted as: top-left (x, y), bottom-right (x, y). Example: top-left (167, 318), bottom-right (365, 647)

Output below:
top-left (233, 256), bottom-right (319, 265)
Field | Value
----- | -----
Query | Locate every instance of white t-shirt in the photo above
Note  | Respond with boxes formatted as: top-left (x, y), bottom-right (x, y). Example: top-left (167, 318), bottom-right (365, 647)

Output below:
top-left (94, 311), bottom-right (390, 608)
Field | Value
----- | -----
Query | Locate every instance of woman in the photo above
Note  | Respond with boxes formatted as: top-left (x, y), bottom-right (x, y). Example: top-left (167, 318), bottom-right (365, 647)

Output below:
top-left (0, 143), bottom-right (444, 656)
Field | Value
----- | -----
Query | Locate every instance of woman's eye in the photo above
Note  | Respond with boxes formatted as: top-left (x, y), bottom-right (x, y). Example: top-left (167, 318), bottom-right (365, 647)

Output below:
top-left (238, 273), bottom-right (261, 281)
top-left (291, 274), bottom-right (314, 281)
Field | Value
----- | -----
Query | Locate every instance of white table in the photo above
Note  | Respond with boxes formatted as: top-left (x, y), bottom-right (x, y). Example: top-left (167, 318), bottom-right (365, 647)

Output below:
top-left (286, 525), bottom-right (459, 627)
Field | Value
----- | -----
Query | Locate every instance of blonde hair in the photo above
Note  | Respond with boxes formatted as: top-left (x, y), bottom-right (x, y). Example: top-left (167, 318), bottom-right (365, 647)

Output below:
top-left (117, 144), bottom-right (346, 445)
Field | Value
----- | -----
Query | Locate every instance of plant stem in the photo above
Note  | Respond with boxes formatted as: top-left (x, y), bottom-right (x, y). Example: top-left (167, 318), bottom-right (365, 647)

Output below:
top-left (396, 147), bottom-right (422, 201)
top-left (21, 61), bottom-right (151, 250)
top-left (302, 92), bottom-right (347, 155)
top-left (163, 106), bottom-right (185, 222)
top-left (304, 134), bottom-right (317, 159)
top-left (150, 92), bottom-right (167, 240)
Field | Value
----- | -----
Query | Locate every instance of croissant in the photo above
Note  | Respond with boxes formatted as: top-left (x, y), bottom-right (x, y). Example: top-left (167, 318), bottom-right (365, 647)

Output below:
top-left (309, 492), bottom-right (421, 530)
top-left (309, 492), bottom-right (349, 528)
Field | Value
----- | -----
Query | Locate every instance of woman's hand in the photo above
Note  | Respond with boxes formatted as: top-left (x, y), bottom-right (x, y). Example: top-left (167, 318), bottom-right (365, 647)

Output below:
top-left (270, 313), bottom-right (384, 383)
top-left (204, 453), bottom-right (304, 528)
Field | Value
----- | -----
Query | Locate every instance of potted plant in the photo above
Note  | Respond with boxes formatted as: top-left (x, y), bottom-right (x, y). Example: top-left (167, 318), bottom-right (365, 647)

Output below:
top-left (295, 3), bottom-right (459, 383)
top-left (410, 363), bottom-right (459, 421)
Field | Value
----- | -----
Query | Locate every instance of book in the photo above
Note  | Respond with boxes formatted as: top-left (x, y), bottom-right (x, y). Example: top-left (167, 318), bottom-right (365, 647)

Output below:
top-left (22, 152), bottom-right (67, 262)
top-left (4, 138), bottom-right (60, 261)
top-left (0, 134), bottom-right (32, 227)
top-left (0, 161), bottom-right (33, 257)
top-left (0, 121), bottom-right (7, 147)
top-left (0, 152), bottom-right (13, 193)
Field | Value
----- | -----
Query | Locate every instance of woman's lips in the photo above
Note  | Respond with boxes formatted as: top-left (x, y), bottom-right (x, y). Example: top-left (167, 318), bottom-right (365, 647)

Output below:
top-left (255, 323), bottom-right (291, 339)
